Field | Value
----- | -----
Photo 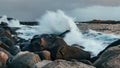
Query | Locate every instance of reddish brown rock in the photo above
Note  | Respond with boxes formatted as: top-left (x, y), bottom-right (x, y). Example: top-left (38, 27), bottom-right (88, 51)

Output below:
top-left (35, 50), bottom-right (51, 60)
top-left (0, 51), bottom-right (9, 68)
top-left (40, 34), bottom-right (91, 61)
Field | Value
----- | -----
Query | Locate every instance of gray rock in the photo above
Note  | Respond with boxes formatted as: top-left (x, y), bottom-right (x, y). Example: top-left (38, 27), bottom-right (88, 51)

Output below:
top-left (34, 60), bottom-right (52, 68)
top-left (7, 51), bottom-right (41, 68)
top-left (36, 59), bottom-right (95, 68)
top-left (94, 46), bottom-right (120, 68)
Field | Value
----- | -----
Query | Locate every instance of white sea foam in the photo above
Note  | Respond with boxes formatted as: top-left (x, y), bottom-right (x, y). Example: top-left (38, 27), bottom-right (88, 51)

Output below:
top-left (0, 15), bottom-right (9, 24)
top-left (9, 19), bottom-right (21, 27)
top-left (37, 10), bottom-right (71, 34)
top-left (0, 15), bottom-right (21, 27)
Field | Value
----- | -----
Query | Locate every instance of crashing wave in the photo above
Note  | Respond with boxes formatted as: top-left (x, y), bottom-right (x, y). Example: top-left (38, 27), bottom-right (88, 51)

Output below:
top-left (1, 11), bottom-right (119, 56)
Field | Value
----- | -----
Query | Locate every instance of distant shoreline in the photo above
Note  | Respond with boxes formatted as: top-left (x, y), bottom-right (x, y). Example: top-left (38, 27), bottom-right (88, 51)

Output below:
top-left (76, 19), bottom-right (120, 24)
top-left (20, 19), bottom-right (120, 25)
top-left (77, 23), bottom-right (120, 35)
top-left (19, 20), bottom-right (120, 35)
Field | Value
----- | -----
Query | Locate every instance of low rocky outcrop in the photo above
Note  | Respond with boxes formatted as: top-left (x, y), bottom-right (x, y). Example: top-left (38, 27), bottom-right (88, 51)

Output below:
top-left (90, 39), bottom-right (120, 62)
top-left (35, 60), bottom-right (95, 68)
top-left (34, 60), bottom-right (52, 68)
top-left (93, 46), bottom-right (120, 68)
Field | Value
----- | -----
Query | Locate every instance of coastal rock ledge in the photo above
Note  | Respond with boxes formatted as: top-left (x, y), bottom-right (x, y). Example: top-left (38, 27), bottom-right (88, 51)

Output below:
top-left (35, 59), bottom-right (95, 68)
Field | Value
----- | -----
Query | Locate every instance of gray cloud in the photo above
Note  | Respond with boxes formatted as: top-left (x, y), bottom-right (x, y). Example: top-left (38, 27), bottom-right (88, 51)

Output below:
top-left (0, 0), bottom-right (120, 21)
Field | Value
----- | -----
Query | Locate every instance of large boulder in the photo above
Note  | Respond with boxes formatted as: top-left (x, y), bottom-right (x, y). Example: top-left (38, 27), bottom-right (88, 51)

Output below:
top-left (35, 59), bottom-right (95, 68)
top-left (94, 45), bottom-right (120, 68)
top-left (39, 34), bottom-right (91, 61)
top-left (22, 35), bottom-right (44, 52)
top-left (97, 39), bottom-right (120, 57)
top-left (7, 51), bottom-right (41, 68)
top-left (91, 39), bottom-right (120, 62)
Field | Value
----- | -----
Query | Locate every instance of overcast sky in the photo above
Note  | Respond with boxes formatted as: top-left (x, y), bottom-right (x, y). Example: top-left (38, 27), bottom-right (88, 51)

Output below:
top-left (0, 0), bottom-right (120, 21)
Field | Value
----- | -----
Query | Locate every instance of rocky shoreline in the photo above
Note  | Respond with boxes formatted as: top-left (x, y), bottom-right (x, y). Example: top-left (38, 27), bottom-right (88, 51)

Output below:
top-left (77, 23), bottom-right (120, 35)
top-left (0, 18), bottom-right (120, 68)
top-left (19, 21), bottom-right (120, 35)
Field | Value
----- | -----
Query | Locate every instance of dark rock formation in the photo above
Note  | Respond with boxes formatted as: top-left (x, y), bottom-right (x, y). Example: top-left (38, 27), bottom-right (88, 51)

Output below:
top-left (71, 44), bottom-right (85, 49)
top-left (22, 30), bottom-right (70, 52)
top-left (0, 39), bottom-right (20, 56)
top-left (20, 21), bottom-right (38, 25)
top-left (22, 35), bottom-right (44, 52)
top-left (39, 34), bottom-right (91, 62)
top-left (0, 22), bottom-right (21, 56)
top-left (78, 19), bottom-right (120, 24)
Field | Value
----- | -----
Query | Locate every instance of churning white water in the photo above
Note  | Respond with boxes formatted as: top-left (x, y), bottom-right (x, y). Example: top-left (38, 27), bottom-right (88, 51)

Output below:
top-left (0, 15), bottom-right (21, 27)
top-left (0, 10), bottom-right (119, 56)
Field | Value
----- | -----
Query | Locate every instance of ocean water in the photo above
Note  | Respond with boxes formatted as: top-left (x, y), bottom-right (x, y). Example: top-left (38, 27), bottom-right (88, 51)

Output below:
top-left (0, 11), bottom-right (120, 57)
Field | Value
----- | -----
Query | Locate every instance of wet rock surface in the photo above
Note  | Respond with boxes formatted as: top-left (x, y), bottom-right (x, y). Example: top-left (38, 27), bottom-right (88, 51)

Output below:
top-left (94, 46), bottom-right (120, 68)
top-left (35, 60), bottom-right (95, 68)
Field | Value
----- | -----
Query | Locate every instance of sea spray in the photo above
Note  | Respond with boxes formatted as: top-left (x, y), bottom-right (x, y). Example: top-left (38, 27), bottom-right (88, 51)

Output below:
top-left (0, 15), bottom-right (9, 24)
top-left (0, 15), bottom-right (21, 27)
top-left (37, 10), bottom-right (71, 34)
top-left (9, 19), bottom-right (21, 27)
